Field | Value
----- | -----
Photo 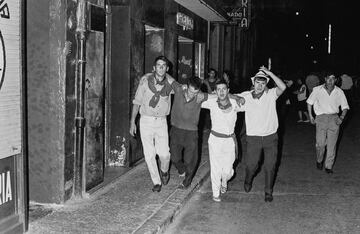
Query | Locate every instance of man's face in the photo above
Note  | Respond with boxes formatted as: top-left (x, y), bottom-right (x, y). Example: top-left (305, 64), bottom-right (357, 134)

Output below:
top-left (187, 84), bottom-right (200, 99)
top-left (215, 83), bottom-right (229, 101)
top-left (253, 78), bottom-right (267, 94)
top-left (209, 70), bottom-right (216, 79)
top-left (325, 75), bottom-right (336, 89)
top-left (153, 59), bottom-right (168, 78)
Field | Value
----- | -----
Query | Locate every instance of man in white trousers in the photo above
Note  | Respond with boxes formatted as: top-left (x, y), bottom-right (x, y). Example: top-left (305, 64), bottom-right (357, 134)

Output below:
top-left (201, 79), bottom-right (244, 202)
top-left (129, 56), bottom-right (176, 192)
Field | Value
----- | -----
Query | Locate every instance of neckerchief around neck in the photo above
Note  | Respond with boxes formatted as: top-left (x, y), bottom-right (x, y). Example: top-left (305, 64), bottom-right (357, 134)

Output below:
top-left (155, 77), bottom-right (166, 85)
top-left (147, 73), bottom-right (172, 108)
top-left (217, 96), bottom-right (232, 110)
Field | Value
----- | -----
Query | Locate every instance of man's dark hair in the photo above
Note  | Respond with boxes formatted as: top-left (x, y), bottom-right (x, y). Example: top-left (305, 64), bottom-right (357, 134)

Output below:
top-left (325, 71), bottom-right (337, 79)
top-left (187, 77), bottom-right (202, 90)
top-left (209, 68), bottom-right (218, 77)
top-left (215, 78), bottom-right (229, 88)
top-left (154, 55), bottom-right (169, 66)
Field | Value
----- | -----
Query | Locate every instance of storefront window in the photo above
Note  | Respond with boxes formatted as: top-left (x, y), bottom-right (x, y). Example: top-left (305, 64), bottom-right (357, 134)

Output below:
top-left (178, 36), bottom-right (193, 84)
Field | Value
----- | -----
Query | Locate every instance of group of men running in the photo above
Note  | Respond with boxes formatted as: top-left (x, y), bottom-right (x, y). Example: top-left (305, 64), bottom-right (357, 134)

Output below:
top-left (129, 55), bottom-right (349, 202)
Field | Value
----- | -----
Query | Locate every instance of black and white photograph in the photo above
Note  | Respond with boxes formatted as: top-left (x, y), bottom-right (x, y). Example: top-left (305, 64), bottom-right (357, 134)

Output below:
top-left (0, 0), bottom-right (359, 233)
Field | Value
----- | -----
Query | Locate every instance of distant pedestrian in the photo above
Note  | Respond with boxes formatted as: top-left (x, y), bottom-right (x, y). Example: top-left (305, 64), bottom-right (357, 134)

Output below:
top-left (201, 79), bottom-right (244, 202)
top-left (203, 68), bottom-right (218, 93)
top-left (200, 68), bottom-right (218, 131)
top-left (294, 78), bottom-right (310, 122)
top-left (307, 72), bottom-right (349, 174)
top-left (305, 72), bottom-right (320, 94)
top-left (130, 56), bottom-right (175, 192)
top-left (239, 66), bottom-right (286, 202)
top-left (170, 77), bottom-right (209, 189)
top-left (340, 73), bottom-right (353, 106)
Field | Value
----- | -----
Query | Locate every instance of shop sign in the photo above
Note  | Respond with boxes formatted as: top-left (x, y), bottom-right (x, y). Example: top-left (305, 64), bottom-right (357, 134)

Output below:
top-left (176, 12), bottom-right (193, 31)
top-left (0, 0), bottom-right (22, 159)
top-left (225, 0), bottom-right (251, 28)
top-left (0, 156), bottom-right (15, 219)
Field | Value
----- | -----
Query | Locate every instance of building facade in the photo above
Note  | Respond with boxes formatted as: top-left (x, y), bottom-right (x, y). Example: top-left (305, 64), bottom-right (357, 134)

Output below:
top-left (26, 0), bottom-right (229, 205)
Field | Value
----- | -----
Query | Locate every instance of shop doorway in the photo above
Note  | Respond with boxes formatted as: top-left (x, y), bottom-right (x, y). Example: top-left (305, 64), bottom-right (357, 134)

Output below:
top-left (178, 37), bottom-right (205, 82)
top-left (178, 36), bottom-right (193, 83)
top-left (126, 24), bottom-right (165, 167)
top-left (84, 3), bottom-right (106, 191)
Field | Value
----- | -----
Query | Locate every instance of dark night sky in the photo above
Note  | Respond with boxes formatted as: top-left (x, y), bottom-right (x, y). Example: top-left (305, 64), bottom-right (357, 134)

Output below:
top-left (258, 0), bottom-right (358, 75)
top-left (221, 0), bottom-right (359, 75)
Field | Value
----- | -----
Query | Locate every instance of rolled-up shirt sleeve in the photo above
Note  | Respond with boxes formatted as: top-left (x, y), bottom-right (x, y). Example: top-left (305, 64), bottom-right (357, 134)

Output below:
top-left (306, 88), bottom-right (317, 105)
top-left (201, 99), bottom-right (211, 109)
top-left (340, 91), bottom-right (350, 110)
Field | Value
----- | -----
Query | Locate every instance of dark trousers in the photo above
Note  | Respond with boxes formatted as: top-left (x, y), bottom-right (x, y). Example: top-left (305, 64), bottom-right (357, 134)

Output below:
top-left (245, 133), bottom-right (278, 194)
top-left (170, 126), bottom-right (199, 185)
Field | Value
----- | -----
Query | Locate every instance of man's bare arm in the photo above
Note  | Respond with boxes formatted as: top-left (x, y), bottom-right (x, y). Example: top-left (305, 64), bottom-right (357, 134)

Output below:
top-left (130, 104), bottom-right (140, 136)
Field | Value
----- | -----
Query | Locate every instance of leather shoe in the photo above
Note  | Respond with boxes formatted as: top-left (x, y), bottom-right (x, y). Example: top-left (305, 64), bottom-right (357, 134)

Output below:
top-left (152, 184), bottom-right (161, 192)
top-left (244, 182), bottom-right (252, 193)
top-left (264, 193), bottom-right (273, 202)
top-left (160, 171), bottom-right (170, 185)
top-left (325, 168), bottom-right (333, 174)
top-left (316, 162), bottom-right (323, 170)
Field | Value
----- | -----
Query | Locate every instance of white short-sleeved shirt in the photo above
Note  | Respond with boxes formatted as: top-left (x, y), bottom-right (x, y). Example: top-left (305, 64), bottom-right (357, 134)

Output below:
top-left (201, 98), bottom-right (241, 135)
top-left (239, 88), bottom-right (279, 136)
top-left (306, 85), bottom-right (349, 115)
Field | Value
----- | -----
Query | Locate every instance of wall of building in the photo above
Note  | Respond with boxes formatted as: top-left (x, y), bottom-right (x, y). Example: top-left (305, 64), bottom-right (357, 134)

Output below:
top-left (108, 0), bottom-right (209, 166)
top-left (27, 0), bottom-right (67, 203)
top-left (63, 0), bottom-right (77, 201)
top-left (107, 2), bottom-right (133, 166)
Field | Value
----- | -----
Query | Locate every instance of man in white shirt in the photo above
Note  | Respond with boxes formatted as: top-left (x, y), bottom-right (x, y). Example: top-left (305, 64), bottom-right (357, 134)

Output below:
top-left (239, 66), bottom-right (286, 202)
top-left (130, 56), bottom-right (176, 192)
top-left (307, 73), bottom-right (349, 174)
top-left (201, 79), bottom-right (244, 202)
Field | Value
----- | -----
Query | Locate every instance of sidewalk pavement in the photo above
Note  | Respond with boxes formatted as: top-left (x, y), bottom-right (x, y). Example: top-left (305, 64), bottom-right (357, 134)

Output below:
top-left (28, 133), bottom-right (211, 234)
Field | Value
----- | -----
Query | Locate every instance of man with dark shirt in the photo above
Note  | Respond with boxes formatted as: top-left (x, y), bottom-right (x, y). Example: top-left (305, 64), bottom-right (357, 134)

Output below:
top-left (170, 77), bottom-right (208, 188)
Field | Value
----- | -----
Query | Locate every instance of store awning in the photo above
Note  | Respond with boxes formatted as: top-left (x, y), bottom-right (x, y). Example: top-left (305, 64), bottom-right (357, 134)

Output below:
top-left (174, 0), bottom-right (229, 22)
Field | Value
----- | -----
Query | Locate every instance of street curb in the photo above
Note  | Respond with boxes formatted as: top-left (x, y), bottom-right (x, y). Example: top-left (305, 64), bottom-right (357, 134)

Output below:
top-left (133, 159), bottom-right (210, 234)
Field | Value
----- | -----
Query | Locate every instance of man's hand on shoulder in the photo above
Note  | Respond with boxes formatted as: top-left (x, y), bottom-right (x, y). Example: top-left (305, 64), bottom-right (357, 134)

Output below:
top-left (196, 92), bottom-right (205, 103)
top-left (166, 73), bottom-right (175, 84)
top-left (229, 93), bottom-right (245, 106)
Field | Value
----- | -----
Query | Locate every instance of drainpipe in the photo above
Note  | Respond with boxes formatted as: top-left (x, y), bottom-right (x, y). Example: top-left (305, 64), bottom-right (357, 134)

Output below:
top-left (74, 0), bottom-right (87, 197)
